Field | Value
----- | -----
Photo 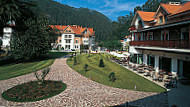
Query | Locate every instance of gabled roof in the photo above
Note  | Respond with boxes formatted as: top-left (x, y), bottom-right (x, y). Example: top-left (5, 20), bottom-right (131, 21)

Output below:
top-left (50, 25), bottom-right (95, 36)
top-left (131, 11), bottom-right (155, 26)
top-left (88, 28), bottom-right (95, 35)
top-left (137, 11), bottom-right (156, 21)
top-left (70, 26), bottom-right (82, 35)
top-left (170, 2), bottom-right (190, 16)
top-left (160, 3), bottom-right (182, 14)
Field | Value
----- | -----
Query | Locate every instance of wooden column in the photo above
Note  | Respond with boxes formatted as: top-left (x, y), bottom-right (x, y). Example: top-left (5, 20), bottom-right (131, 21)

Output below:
top-left (138, 33), bottom-right (140, 41)
top-left (189, 24), bottom-right (190, 48)
top-left (164, 28), bottom-right (167, 40)
top-left (134, 33), bottom-right (136, 41)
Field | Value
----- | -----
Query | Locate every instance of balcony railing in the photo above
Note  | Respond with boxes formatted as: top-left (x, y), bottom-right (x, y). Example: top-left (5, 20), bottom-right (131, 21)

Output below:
top-left (130, 40), bottom-right (190, 49)
top-left (131, 26), bottom-right (136, 30)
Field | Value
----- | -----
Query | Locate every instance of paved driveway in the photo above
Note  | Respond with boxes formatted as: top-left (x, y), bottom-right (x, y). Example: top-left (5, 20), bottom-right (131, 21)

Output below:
top-left (0, 56), bottom-right (168, 107)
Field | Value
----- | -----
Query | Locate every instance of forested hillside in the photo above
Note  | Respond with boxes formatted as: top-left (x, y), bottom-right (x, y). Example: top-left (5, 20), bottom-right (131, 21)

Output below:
top-left (25, 0), bottom-right (112, 42)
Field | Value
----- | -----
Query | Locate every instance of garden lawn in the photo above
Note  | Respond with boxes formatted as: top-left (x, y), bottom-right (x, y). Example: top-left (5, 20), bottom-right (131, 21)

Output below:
top-left (67, 54), bottom-right (166, 93)
top-left (0, 52), bottom-right (68, 80)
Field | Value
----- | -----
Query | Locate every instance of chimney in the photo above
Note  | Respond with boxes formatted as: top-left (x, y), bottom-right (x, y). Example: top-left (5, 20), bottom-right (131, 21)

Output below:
top-left (168, 2), bottom-right (180, 5)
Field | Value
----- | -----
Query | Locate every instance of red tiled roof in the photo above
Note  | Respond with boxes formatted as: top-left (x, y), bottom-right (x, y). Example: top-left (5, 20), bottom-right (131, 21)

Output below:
top-left (137, 11), bottom-right (156, 21)
top-left (70, 26), bottom-right (82, 35)
top-left (88, 28), bottom-right (95, 35)
top-left (170, 2), bottom-right (190, 16)
top-left (50, 25), bottom-right (95, 36)
top-left (50, 25), bottom-right (68, 30)
top-left (160, 3), bottom-right (182, 14)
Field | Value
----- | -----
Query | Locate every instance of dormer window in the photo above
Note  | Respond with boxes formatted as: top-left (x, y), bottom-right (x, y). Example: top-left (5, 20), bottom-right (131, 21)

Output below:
top-left (138, 20), bottom-right (142, 25)
top-left (159, 16), bottom-right (163, 23)
top-left (164, 15), bottom-right (167, 22)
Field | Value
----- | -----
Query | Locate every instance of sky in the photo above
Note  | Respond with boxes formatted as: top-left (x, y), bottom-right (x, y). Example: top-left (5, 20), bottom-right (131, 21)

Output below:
top-left (54, 0), bottom-right (147, 21)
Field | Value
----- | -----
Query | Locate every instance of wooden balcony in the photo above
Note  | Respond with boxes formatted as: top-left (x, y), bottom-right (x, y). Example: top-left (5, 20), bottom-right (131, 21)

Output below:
top-left (130, 40), bottom-right (190, 49)
top-left (131, 26), bottom-right (136, 30)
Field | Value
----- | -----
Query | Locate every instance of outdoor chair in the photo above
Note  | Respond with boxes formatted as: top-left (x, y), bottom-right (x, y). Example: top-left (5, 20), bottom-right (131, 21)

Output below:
top-left (158, 76), bottom-right (163, 82)
top-left (144, 72), bottom-right (150, 76)
top-left (152, 75), bottom-right (158, 81)
top-left (132, 65), bottom-right (138, 71)
top-left (123, 63), bottom-right (128, 66)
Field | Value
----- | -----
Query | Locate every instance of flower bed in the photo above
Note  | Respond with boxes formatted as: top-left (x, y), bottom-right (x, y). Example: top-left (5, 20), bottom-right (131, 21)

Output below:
top-left (1, 80), bottom-right (66, 102)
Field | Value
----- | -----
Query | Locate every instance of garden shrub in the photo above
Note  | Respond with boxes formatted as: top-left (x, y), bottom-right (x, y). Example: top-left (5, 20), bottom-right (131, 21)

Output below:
top-left (108, 72), bottom-right (116, 82)
top-left (74, 57), bottom-right (77, 65)
top-left (99, 58), bottom-right (104, 67)
top-left (83, 64), bottom-right (88, 72)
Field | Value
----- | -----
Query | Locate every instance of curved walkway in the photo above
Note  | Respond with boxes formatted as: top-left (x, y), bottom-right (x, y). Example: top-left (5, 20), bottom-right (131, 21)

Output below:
top-left (0, 56), bottom-right (168, 107)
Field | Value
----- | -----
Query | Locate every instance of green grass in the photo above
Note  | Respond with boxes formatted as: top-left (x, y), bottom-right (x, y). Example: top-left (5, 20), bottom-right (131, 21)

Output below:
top-left (2, 80), bottom-right (67, 102)
top-left (0, 52), bottom-right (68, 80)
top-left (67, 54), bottom-right (166, 93)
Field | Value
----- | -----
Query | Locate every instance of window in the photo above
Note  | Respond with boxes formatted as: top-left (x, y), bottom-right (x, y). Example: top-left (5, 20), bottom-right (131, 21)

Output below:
top-left (66, 30), bottom-right (68, 32)
top-left (75, 40), bottom-right (78, 43)
top-left (65, 45), bottom-right (70, 49)
top-left (138, 20), bottom-right (142, 25)
top-left (84, 40), bottom-right (88, 43)
top-left (75, 45), bottom-right (79, 49)
top-left (65, 40), bottom-right (71, 43)
top-left (85, 31), bottom-right (87, 34)
top-left (164, 15), bottom-right (167, 22)
top-left (59, 39), bottom-right (61, 43)
top-left (69, 30), bottom-right (71, 32)
top-left (65, 35), bottom-right (68, 38)
top-left (159, 16), bottom-right (163, 23)
top-left (69, 35), bottom-right (71, 38)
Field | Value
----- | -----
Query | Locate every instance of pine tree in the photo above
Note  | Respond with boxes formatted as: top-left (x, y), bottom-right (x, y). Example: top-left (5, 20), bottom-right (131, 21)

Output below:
top-left (74, 57), bottom-right (77, 65)
top-left (99, 58), bottom-right (105, 67)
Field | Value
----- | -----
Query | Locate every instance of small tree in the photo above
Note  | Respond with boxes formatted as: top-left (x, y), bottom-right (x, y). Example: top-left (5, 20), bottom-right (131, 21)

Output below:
top-left (35, 67), bottom-right (50, 84)
top-left (99, 58), bottom-right (105, 67)
top-left (74, 57), bottom-right (77, 65)
top-left (108, 72), bottom-right (116, 82)
top-left (83, 64), bottom-right (88, 72)
top-left (71, 53), bottom-right (73, 57)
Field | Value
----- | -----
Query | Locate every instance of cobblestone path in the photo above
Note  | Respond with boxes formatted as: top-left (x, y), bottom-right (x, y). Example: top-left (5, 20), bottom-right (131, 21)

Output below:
top-left (0, 56), bottom-right (168, 107)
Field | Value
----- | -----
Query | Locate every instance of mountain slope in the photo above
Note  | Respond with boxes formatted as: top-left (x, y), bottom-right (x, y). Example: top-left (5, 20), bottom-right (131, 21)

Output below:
top-left (28, 0), bottom-right (113, 41)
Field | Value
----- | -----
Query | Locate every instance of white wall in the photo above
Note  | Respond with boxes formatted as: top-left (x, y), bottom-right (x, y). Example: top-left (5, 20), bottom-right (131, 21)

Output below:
top-left (61, 33), bottom-right (75, 50)
top-left (129, 46), bottom-right (142, 54)
top-left (134, 16), bottom-right (145, 29)
top-left (2, 27), bottom-right (12, 47)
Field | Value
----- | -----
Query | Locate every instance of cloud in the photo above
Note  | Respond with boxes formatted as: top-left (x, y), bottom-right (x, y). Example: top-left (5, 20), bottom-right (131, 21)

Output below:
top-left (95, 0), bottom-right (143, 20)
top-left (100, 0), bottom-right (143, 12)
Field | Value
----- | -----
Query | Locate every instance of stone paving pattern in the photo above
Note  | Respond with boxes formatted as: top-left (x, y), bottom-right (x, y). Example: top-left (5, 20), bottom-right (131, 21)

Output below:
top-left (0, 56), bottom-right (168, 107)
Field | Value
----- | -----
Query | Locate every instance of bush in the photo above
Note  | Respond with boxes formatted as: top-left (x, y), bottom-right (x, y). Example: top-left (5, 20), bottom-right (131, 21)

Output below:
top-left (74, 57), bottom-right (77, 65)
top-left (99, 58), bottom-right (105, 67)
top-left (108, 72), bottom-right (116, 82)
top-left (35, 67), bottom-right (50, 84)
top-left (83, 64), bottom-right (88, 72)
